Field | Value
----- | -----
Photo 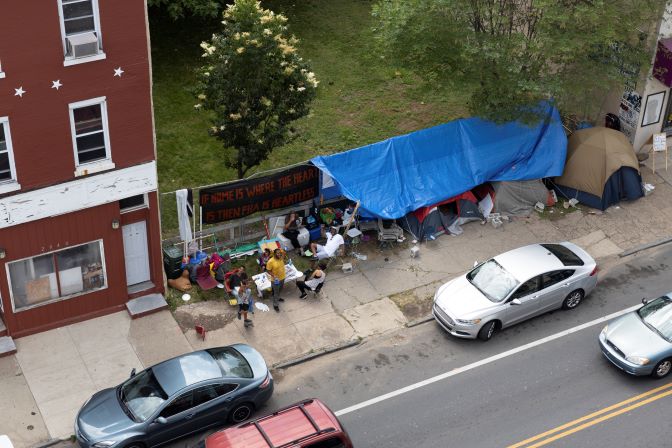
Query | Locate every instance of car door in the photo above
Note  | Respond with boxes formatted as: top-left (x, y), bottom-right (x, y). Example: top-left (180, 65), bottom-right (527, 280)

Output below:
top-left (538, 270), bottom-right (575, 312)
top-left (504, 276), bottom-right (542, 326)
top-left (190, 383), bottom-right (239, 429)
top-left (145, 390), bottom-right (195, 445)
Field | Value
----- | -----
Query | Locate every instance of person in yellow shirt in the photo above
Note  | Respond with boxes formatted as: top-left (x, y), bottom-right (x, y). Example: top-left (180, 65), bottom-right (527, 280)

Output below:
top-left (265, 248), bottom-right (286, 312)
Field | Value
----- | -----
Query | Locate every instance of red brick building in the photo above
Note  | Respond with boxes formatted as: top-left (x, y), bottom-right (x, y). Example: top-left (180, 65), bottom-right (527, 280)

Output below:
top-left (0, 0), bottom-right (164, 340)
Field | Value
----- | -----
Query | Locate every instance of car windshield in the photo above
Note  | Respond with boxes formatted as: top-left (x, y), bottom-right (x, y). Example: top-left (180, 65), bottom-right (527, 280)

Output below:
top-left (207, 347), bottom-right (253, 378)
top-left (638, 296), bottom-right (672, 342)
top-left (119, 369), bottom-right (168, 422)
top-left (467, 259), bottom-right (519, 303)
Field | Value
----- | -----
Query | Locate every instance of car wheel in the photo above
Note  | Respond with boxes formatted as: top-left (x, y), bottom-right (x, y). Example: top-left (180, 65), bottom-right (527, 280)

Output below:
top-left (651, 359), bottom-right (672, 379)
top-left (478, 321), bottom-right (497, 341)
top-left (562, 290), bottom-right (584, 310)
top-left (229, 402), bottom-right (254, 423)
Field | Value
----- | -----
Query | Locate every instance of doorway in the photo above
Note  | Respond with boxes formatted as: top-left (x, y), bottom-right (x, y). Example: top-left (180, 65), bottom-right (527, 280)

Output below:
top-left (122, 221), bottom-right (151, 287)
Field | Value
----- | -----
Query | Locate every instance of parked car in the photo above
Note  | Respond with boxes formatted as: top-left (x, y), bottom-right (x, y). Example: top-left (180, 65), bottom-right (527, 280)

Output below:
top-left (75, 344), bottom-right (273, 448)
top-left (599, 294), bottom-right (672, 379)
top-left (199, 398), bottom-right (352, 448)
top-left (433, 242), bottom-right (598, 341)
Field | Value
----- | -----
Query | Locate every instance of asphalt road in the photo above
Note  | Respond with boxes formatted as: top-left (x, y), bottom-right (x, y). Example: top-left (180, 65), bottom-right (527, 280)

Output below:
top-left (170, 244), bottom-right (672, 448)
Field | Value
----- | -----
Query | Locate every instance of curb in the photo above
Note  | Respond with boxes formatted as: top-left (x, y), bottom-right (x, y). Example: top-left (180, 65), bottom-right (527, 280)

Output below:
top-left (33, 439), bottom-right (69, 448)
top-left (619, 236), bottom-right (672, 257)
top-left (406, 315), bottom-right (434, 328)
top-left (272, 339), bottom-right (361, 370)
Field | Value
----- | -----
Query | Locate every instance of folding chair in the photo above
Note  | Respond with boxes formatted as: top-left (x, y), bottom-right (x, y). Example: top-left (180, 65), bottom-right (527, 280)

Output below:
top-left (377, 219), bottom-right (404, 249)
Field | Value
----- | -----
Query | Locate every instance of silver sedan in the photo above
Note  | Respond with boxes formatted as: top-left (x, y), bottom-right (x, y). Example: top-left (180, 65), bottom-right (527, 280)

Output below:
top-left (433, 242), bottom-right (598, 341)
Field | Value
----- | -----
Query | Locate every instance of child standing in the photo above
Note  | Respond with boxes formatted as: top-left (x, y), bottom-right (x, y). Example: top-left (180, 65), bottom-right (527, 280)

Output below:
top-left (236, 279), bottom-right (253, 327)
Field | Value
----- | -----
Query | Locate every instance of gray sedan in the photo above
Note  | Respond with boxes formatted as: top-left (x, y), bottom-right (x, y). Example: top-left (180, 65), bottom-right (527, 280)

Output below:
top-left (599, 294), bottom-right (672, 378)
top-left (433, 242), bottom-right (598, 340)
top-left (74, 344), bottom-right (273, 448)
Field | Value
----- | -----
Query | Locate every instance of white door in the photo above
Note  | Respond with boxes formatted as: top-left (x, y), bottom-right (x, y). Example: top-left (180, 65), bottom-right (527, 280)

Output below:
top-left (122, 221), bottom-right (151, 286)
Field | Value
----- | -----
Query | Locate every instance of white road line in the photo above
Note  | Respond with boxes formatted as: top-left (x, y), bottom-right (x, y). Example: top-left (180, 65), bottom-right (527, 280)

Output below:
top-left (335, 304), bottom-right (641, 417)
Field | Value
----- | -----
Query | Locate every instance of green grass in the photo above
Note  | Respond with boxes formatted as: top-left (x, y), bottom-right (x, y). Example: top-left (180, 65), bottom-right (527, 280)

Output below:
top-left (150, 0), bottom-right (469, 237)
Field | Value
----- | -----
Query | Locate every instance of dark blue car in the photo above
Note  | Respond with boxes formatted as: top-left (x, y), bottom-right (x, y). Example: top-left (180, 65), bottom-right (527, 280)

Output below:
top-left (74, 344), bottom-right (273, 448)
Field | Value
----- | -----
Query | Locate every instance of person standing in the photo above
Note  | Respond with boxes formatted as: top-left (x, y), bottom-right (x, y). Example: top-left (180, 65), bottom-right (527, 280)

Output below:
top-left (265, 248), bottom-right (286, 312)
top-left (236, 279), bottom-right (253, 327)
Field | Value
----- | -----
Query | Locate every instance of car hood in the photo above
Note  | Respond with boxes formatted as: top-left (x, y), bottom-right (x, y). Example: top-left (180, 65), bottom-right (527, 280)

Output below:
top-left (78, 388), bottom-right (137, 441)
top-left (434, 276), bottom-right (498, 318)
top-left (605, 313), bottom-right (671, 357)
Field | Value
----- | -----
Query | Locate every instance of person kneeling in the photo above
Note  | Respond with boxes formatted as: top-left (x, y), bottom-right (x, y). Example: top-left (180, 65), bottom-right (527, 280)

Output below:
top-left (297, 263), bottom-right (327, 299)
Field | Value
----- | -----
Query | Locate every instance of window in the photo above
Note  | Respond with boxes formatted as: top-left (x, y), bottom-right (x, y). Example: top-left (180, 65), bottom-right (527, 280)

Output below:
top-left (120, 194), bottom-right (147, 212)
top-left (58, 0), bottom-right (105, 65)
top-left (0, 59), bottom-right (5, 78)
top-left (510, 277), bottom-right (541, 300)
top-left (0, 117), bottom-right (19, 190)
top-left (192, 384), bottom-right (237, 407)
top-left (304, 437), bottom-right (347, 448)
top-left (69, 97), bottom-right (113, 174)
top-left (7, 240), bottom-right (106, 311)
top-left (541, 270), bottom-right (574, 289)
top-left (207, 347), bottom-right (254, 378)
top-left (541, 244), bottom-right (584, 266)
top-left (160, 392), bottom-right (194, 418)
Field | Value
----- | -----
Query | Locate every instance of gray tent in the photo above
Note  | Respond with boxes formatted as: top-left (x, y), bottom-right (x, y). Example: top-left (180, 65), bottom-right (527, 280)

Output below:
top-left (492, 180), bottom-right (553, 216)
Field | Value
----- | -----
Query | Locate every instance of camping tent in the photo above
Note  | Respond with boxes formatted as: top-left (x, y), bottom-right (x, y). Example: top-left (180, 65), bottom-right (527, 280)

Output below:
top-left (492, 180), bottom-right (554, 216)
top-left (311, 103), bottom-right (567, 219)
top-left (552, 127), bottom-right (643, 210)
top-left (400, 191), bottom-right (483, 240)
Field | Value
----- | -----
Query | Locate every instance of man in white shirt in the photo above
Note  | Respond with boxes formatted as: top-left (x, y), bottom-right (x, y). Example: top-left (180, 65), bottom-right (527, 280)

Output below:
top-left (310, 227), bottom-right (344, 260)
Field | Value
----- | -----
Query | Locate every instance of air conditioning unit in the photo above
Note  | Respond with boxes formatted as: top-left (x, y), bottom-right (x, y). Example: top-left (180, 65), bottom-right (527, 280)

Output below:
top-left (66, 32), bottom-right (99, 59)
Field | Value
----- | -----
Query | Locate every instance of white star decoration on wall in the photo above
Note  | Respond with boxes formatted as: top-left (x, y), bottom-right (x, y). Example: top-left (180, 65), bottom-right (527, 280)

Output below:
top-left (14, 87), bottom-right (26, 97)
top-left (114, 67), bottom-right (124, 77)
top-left (51, 80), bottom-right (62, 90)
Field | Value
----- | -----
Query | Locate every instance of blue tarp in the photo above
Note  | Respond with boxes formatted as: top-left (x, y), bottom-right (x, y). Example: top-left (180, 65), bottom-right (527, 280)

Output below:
top-left (312, 104), bottom-right (568, 219)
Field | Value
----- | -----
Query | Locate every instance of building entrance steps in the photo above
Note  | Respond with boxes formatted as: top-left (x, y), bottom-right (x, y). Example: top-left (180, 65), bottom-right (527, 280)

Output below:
top-left (126, 293), bottom-right (168, 319)
top-left (0, 336), bottom-right (16, 358)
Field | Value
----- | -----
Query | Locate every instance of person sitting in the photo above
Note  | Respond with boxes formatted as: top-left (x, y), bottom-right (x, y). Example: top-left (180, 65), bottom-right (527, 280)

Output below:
top-left (258, 248), bottom-right (272, 272)
top-left (297, 263), bottom-right (327, 299)
top-left (309, 226), bottom-right (344, 260)
top-left (282, 210), bottom-right (303, 251)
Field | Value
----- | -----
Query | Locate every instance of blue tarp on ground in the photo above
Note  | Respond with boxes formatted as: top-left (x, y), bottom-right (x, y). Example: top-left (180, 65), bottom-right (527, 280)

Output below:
top-left (311, 104), bottom-right (568, 219)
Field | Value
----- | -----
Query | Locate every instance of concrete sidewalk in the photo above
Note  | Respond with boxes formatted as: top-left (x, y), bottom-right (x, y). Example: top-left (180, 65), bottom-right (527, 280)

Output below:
top-left (3, 166), bottom-right (672, 447)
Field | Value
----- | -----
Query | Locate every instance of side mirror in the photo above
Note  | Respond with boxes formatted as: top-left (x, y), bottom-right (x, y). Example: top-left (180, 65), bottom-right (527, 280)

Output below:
top-left (642, 297), bottom-right (650, 305)
top-left (473, 260), bottom-right (479, 267)
top-left (130, 368), bottom-right (136, 378)
top-left (510, 299), bottom-right (522, 306)
top-left (155, 416), bottom-right (167, 425)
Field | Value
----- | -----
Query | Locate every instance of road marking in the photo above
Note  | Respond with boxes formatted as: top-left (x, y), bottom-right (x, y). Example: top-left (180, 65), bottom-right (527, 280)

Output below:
top-left (335, 304), bottom-right (641, 417)
top-left (511, 385), bottom-right (672, 447)
top-left (508, 382), bottom-right (672, 447)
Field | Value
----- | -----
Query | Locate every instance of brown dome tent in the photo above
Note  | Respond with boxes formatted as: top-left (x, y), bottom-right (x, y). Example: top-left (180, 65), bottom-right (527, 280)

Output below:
top-left (552, 127), bottom-right (643, 210)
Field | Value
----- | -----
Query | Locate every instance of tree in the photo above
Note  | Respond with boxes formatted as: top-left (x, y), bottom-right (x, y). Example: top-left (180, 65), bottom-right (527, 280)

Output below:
top-left (372, 0), bottom-right (666, 123)
top-left (148, 0), bottom-right (224, 19)
top-left (194, 0), bottom-right (318, 179)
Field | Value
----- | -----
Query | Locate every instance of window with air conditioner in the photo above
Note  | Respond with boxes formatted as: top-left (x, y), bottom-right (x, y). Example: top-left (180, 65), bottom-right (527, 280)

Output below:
top-left (58, 0), bottom-right (106, 65)
top-left (69, 97), bottom-right (114, 176)
top-left (0, 117), bottom-right (21, 194)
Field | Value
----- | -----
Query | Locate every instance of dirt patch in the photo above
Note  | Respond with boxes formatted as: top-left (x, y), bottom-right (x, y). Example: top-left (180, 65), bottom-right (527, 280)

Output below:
top-left (173, 301), bottom-right (237, 332)
top-left (390, 288), bottom-right (433, 322)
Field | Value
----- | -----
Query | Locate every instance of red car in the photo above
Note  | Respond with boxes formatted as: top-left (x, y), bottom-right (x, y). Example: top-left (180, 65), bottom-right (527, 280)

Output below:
top-left (201, 398), bottom-right (353, 448)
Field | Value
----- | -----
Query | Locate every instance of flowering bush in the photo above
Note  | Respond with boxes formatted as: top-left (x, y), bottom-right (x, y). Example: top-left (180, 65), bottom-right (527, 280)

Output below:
top-left (194, 0), bottom-right (318, 178)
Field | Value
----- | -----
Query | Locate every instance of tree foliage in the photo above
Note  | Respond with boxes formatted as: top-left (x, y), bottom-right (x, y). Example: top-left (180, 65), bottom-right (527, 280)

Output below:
top-left (372, 0), bottom-right (666, 122)
top-left (148, 0), bottom-right (224, 19)
top-left (195, 0), bottom-right (318, 179)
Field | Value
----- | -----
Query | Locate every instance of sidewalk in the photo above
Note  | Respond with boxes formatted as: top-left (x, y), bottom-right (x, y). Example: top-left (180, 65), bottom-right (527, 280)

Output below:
top-left (3, 166), bottom-right (672, 447)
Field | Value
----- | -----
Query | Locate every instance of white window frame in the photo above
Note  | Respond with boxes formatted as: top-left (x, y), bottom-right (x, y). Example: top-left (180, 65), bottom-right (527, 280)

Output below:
top-left (7, 240), bottom-right (108, 313)
top-left (0, 59), bottom-right (5, 78)
top-left (68, 97), bottom-right (115, 176)
top-left (120, 193), bottom-right (149, 213)
top-left (57, 0), bottom-right (106, 66)
top-left (0, 117), bottom-right (21, 194)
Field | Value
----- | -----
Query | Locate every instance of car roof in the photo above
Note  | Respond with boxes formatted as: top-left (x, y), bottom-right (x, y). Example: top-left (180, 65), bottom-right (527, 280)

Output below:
top-left (206, 399), bottom-right (341, 448)
top-left (493, 244), bottom-right (565, 282)
top-left (152, 351), bottom-right (221, 396)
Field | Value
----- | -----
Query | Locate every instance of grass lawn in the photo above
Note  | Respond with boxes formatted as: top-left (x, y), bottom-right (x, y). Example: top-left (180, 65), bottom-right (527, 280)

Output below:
top-left (150, 0), bottom-right (469, 236)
